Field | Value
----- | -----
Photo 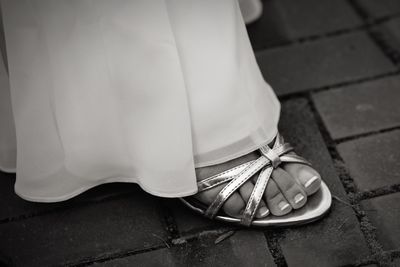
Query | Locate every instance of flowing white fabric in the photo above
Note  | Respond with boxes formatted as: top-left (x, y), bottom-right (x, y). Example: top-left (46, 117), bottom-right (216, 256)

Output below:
top-left (0, 0), bottom-right (280, 202)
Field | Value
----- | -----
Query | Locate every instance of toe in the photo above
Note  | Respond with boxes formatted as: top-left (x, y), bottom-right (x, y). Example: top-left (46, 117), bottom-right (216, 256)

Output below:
top-left (222, 192), bottom-right (246, 218)
top-left (284, 163), bottom-right (322, 195)
top-left (193, 185), bottom-right (245, 218)
top-left (239, 181), bottom-right (270, 218)
top-left (264, 178), bottom-right (292, 216)
top-left (255, 199), bottom-right (269, 218)
top-left (271, 167), bottom-right (307, 210)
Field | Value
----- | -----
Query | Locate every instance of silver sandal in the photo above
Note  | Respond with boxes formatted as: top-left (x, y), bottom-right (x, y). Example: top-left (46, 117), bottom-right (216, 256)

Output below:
top-left (180, 133), bottom-right (332, 227)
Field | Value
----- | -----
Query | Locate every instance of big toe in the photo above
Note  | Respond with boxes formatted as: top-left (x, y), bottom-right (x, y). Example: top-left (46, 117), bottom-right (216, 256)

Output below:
top-left (264, 178), bottom-right (292, 216)
top-left (239, 181), bottom-right (270, 218)
top-left (222, 192), bottom-right (246, 218)
top-left (271, 167), bottom-right (307, 210)
top-left (193, 185), bottom-right (245, 218)
top-left (284, 163), bottom-right (321, 196)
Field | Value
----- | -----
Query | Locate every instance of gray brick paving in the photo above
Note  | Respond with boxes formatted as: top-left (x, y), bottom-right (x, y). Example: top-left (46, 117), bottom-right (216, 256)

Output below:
top-left (313, 75), bottom-right (400, 140)
top-left (93, 231), bottom-right (276, 267)
top-left (280, 210), bottom-right (370, 267)
top-left (164, 198), bottom-right (218, 235)
top-left (278, 99), bottom-right (370, 266)
top-left (248, 0), bottom-right (362, 50)
top-left (355, 0), bottom-right (400, 18)
top-left (362, 193), bottom-right (400, 251)
top-left (0, 191), bottom-right (167, 267)
top-left (392, 258), bottom-right (400, 266)
top-left (384, 17), bottom-right (400, 40)
top-left (380, 18), bottom-right (400, 54)
top-left (279, 99), bottom-right (348, 198)
top-left (337, 130), bottom-right (400, 191)
top-left (256, 32), bottom-right (395, 96)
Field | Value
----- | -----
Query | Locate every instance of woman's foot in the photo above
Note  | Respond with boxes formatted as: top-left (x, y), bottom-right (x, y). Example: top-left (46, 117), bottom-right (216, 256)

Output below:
top-left (194, 148), bottom-right (322, 219)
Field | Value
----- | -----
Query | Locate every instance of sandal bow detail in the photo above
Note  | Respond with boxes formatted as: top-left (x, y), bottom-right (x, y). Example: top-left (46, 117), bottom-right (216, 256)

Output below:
top-left (180, 133), bottom-right (332, 227)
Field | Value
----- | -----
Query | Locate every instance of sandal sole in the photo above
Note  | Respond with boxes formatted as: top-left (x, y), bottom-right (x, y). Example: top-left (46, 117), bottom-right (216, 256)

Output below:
top-left (180, 181), bottom-right (332, 227)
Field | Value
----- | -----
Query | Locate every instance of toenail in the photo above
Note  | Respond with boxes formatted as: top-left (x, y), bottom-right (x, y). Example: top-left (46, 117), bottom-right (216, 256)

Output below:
top-left (304, 176), bottom-right (319, 188)
top-left (257, 206), bottom-right (270, 218)
top-left (278, 201), bottom-right (290, 211)
top-left (294, 193), bottom-right (304, 204)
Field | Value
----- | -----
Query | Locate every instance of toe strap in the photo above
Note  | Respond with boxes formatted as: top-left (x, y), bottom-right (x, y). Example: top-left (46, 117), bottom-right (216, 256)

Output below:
top-left (197, 161), bottom-right (255, 192)
top-left (241, 166), bottom-right (273, 226)
top-left (280, 153), bottom-right (312, 166)
top-left (198, 132), bottom-right (314, 226)
top-left (204, 156), bottom-right (269, 218)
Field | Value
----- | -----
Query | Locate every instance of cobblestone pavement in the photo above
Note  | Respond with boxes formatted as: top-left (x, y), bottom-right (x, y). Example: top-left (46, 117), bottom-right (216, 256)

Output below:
top-left (1, 0), bottom-right (400, 266)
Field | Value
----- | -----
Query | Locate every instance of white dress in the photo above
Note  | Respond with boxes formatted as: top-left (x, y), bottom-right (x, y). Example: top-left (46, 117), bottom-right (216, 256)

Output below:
top-left (0, 0), bottom-right (280, 202)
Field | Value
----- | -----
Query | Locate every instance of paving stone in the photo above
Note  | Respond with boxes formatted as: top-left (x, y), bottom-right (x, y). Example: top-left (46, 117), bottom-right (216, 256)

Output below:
top-left (247, 0), bottom-right (362, 50)
top-left (93, 248), bottom-right (176, 267)
top-left (277, 99), bottom-right (370, 266)
top-left (279, 203), bottom-right (370, 267)
top-left (337, 130), bottom-right (400, 191)
top-left (379, 18), bottom-right (400, 56)
top-left (0, 192), bottom-right (167, 267)
top-left (280, 98), bottom-right (348, 198)
top-left (256, 32), bottom-right (396, 96)
top-left (0, 170), bottom-right (136, 221)
top-left (391, 258), bottom-right (400, 266)
top-left (164, 198), bottom-right (224, 235)
top-left (94, 230), bottom-right (276, 267)
top-left (313, 75), bottom-right (400, 140)
top-left (361, 193), bottom-right (400, 251)
top-left (355, 0), bottom-right (400, 18)
top-left (384, 17), bottom-right (400, 40)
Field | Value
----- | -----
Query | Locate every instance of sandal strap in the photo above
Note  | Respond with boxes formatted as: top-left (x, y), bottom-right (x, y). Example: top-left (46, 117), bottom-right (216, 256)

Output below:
top-left (281, 154), bottom-right (312, 166)
top-left (199, 132), bottom-right (313, 225)
top-left (197, 143), bottom-right (293, 193)
top-left (241, 166), bottom-right (273, 226)
top-left (197, 161), bottom-right (254, 192)
top-left (204, 156), bottom-right (269, 218)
